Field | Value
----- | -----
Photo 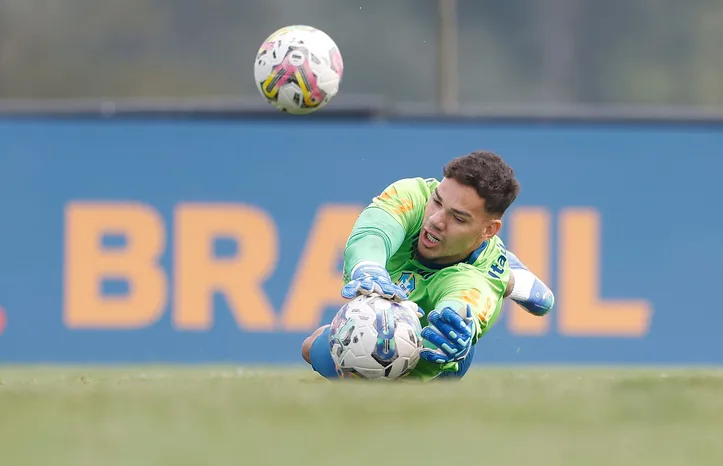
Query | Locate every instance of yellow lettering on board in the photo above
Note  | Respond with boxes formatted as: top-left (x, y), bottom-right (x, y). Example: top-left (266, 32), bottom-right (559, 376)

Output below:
top-left (63, 202), bottom-right (166, 328)
top-left (558, 208), bottom-right (652, 336)
top-left (280, 205), bottom-right (363, 330)
top-left (173, 204), bottom-right (277, 331)
top-left (505, 207), bottom-right (553, 336)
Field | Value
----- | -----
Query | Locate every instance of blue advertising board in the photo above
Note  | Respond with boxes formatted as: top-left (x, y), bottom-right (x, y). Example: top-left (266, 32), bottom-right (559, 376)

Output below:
top-left (0, 118), bottom-right (721, 364)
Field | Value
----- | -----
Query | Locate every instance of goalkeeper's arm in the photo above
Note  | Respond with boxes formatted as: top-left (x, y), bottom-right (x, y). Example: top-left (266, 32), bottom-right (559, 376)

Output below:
top-left (343, 206), bottom-right (407, 280)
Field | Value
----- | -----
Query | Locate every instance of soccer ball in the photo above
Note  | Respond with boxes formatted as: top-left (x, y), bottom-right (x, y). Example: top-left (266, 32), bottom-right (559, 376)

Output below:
top-left (328, 295), bottom-right (423, 380)
top-left (254, 25), bottom-right (344, 114)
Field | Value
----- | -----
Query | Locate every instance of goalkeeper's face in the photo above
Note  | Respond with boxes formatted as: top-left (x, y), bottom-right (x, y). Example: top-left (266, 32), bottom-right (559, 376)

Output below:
top-left (417, 177), bottom-right (502, 265)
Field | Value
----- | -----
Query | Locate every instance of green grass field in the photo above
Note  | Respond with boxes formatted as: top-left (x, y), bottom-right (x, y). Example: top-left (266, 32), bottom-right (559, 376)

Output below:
top-left (1, 366), bottom-right (722, 466)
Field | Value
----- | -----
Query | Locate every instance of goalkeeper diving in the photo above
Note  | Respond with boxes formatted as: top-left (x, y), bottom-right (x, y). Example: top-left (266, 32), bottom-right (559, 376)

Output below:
top-left (302, 150), bottom-right (554, 381)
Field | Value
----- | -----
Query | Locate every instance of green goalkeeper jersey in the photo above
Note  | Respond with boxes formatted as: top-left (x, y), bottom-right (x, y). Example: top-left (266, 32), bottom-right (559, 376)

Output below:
top-left (342, 177), bottom-right (511, 381)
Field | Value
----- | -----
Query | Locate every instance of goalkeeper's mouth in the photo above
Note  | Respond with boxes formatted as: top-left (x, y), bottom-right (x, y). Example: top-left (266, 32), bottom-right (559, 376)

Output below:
top-left (420, 228), bottom-right (442, 248)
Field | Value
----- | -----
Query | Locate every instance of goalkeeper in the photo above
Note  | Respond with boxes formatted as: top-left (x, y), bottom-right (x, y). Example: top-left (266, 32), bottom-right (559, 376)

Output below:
top-left (302, 150), bottom-right (554, 381)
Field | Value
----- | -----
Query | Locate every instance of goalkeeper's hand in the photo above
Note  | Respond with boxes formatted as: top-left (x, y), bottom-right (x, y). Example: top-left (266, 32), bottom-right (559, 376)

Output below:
top-left (341, 261), bottom-right (408, 302)
top-left (419, 305), bottom-right (475, 364)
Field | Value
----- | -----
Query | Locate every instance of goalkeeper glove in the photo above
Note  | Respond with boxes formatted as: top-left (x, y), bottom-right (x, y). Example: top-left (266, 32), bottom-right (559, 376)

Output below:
top-left (420, 305), bottom-right (474, 364)
top-left (341, 261), bottom-right (408, 302)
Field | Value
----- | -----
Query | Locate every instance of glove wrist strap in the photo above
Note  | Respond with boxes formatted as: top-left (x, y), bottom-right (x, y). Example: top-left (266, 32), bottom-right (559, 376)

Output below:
top-left (350, 260), bottom-right (385, 276)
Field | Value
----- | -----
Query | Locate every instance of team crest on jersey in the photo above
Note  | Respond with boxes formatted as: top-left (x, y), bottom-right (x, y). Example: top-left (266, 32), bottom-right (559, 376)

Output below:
top-left (396, 272), bottom-right (416, 295)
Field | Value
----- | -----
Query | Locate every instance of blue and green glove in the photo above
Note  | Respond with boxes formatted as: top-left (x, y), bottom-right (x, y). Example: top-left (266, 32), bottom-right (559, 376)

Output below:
top-left (341, 261), bottom-right (408, 302)
top-left (420, 305), bottom-right (475, 364)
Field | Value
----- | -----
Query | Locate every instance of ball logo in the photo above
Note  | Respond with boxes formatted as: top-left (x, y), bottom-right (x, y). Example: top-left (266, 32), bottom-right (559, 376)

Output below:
top-left (287, 50), bottom-right (305, 67)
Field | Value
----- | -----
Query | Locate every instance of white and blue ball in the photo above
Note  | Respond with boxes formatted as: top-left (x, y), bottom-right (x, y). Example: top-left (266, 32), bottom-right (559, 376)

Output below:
top-left (328, 294), bottom-right (423, 380)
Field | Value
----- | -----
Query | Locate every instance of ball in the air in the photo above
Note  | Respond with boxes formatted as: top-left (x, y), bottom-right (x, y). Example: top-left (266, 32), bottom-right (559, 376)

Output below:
top-left (254, 25), bottom-right (343, 114)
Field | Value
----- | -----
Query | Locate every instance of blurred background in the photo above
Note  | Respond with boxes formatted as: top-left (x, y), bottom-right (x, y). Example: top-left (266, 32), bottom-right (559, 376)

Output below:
top-left (2, 0), bottom-right (723, 381)
top-left (3, 0), bottom-right (723, 111)
top-left (2, 2), bottom-right (723, 465)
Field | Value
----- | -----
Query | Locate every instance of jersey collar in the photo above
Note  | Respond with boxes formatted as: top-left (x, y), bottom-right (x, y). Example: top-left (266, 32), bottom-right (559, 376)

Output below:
top-left (413, 239), bottom-right (489, 270)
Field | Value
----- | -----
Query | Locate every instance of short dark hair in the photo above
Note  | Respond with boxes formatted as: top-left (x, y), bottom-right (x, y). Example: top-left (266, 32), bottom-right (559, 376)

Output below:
top-left (443, 150), bottom-right (520, 216)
